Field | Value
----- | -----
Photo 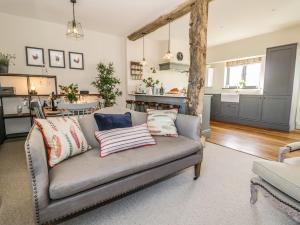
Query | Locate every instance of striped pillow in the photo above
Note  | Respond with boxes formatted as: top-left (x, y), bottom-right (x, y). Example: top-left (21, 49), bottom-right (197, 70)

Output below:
top-left (95, 123), bottom-right (156, 157)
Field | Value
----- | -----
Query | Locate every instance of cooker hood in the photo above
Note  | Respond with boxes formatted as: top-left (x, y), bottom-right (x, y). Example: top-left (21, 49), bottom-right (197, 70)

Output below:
top-left (159, 62), bottom-right (189, 72)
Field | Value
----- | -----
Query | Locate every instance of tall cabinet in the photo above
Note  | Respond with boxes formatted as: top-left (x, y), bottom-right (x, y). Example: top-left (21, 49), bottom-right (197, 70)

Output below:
top-left (261, 43), bottom-right (297, 130)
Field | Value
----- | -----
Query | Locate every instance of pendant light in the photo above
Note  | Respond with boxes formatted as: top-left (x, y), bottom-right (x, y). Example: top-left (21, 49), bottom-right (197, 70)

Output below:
top-left (163, 20), bottom-right (173, 60)
top-left (140, 35), bottom-right (147, 66)
top-left (66, 0), bottom-right (84, 39)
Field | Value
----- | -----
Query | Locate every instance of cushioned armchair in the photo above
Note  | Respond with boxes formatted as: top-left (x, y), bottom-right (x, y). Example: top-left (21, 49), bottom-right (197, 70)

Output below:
top-left (250, 142), bottom-right (300, 223)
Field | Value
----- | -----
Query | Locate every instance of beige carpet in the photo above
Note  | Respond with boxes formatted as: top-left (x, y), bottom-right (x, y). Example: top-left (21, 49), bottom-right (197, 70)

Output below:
top-left (0, 140), bottom-right (297, 225)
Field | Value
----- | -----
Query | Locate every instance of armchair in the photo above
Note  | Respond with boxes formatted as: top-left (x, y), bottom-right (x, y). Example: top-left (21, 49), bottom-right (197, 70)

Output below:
top-left (250, 142), bottom-right (300, 223)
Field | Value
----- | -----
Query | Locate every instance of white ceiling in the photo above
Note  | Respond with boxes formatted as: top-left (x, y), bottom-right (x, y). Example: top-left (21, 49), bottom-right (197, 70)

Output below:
top-left (0, 0), bottom-right (300, 47)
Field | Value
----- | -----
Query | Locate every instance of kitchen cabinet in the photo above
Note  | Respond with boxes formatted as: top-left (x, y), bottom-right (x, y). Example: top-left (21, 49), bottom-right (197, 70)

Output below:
top-left (221, 102), bottom-right (239, 119)
top-left (239, 95), bottom-right (262, 121)
top-left (264, 43), bottom-right (297, 96)
top-left (261, 96), bottom-right (291, 125)
top-left (210, 94), bottom-right (221, 120)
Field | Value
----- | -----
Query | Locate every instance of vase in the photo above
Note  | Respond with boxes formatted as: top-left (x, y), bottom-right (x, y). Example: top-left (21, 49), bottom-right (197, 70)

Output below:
top-left (147, 87), bottom-right (153, 95)
top-left (0, 65), bottom-right (8, 74)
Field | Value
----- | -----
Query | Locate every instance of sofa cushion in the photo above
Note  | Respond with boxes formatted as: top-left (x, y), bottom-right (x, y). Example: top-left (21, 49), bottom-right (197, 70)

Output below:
top-left (78, 107), bottom-right (147, 148)
top-left (95, 123), bottom-right (156, 157)
top-left (94, 112), bottom-right (132, 131)
top-left (252, 159), bottom-right (300, 202)
top-left (49, 135), bottom-right (201, 199)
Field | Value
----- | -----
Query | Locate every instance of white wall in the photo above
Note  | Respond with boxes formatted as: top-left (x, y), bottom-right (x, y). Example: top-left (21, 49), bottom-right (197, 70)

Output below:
top-left (126, 38), bottom-right (189, 96)
top-left (0, 12), bottom-right (127, 134)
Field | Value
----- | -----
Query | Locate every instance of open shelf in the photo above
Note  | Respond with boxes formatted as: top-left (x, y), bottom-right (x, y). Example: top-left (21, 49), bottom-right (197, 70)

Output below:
top-left (4, 113), bottom-right (31, 119)
top-left (6, 132), bottom-right (28, 139)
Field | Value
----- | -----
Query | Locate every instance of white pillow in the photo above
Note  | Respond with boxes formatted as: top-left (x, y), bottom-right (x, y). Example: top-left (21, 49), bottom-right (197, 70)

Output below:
top-left (147, 109), bottom-right (178, 137)
top-left (95, 123), bottom-right (156, 157)
top-left (35, 117), bottom-right (90, 167)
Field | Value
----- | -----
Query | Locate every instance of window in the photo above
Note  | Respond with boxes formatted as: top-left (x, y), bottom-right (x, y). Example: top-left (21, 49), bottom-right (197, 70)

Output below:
top-left (205, 67), bottom-right (214, 87)
top-left (225, 57), bottom-right (262, 89)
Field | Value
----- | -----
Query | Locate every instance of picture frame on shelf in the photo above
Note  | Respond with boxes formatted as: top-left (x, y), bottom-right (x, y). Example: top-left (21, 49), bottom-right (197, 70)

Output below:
top-left (25, 46), bottom-right (45, 67)
top-left (48, 49), bottom-right (65, 68)
top-left (69, 52), bottom-right (84, 70)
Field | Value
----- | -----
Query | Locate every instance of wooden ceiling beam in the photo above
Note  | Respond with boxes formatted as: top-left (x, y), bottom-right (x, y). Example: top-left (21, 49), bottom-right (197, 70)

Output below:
top-left (127, 0), bottom-right (213, 41)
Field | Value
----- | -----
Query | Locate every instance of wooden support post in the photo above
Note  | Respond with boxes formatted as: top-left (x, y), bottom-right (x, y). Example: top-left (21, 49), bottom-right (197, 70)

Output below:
top-left (187, 0), bottom-right (209, 116)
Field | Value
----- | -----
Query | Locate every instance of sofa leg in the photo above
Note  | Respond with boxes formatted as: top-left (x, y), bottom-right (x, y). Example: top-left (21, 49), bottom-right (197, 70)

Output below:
top-left (194, 162), bottom-right (201, 180)
top-left (250, 183), bottom-right (258, 204)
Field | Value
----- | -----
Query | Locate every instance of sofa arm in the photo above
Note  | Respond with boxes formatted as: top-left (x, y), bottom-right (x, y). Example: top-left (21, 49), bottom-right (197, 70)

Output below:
top-left (175, 114), bottom-right (201, 141)
top-left (25, 125), bottom-right (50, 222)
top-left (278, 142), bottom-right (300, 162)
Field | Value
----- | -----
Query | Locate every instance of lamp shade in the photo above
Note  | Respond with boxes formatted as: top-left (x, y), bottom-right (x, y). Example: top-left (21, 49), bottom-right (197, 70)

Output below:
top-left (66, 20), bottom-right (84, 39)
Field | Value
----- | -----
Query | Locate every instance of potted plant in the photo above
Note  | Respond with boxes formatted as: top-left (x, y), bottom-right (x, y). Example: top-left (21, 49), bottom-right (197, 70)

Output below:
top-left (0, 52), bottom-right (16, 73)
top-left (59, 83), bottom-right (79, 103)
top-left (142, 77), bottom-right (159, 95)
top-left (91, 62), bottom-right (122, 107)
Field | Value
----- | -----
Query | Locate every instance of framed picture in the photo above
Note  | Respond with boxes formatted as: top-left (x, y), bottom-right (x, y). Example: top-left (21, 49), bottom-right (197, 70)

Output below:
top-left (25, 46), bottom-right (45, 67)
top-left (48, 49), bottom-right (65, 68)
top-left (69, 52), bottom-right (84, 70)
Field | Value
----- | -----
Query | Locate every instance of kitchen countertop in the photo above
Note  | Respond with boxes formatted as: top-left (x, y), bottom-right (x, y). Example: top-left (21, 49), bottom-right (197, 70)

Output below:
top-left (129, 93), bottom-right (187, 98)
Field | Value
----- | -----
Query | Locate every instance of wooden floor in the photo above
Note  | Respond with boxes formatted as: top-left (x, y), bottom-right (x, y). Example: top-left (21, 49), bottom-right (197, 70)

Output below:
top-left (207, 121), bottom-right (300, 160)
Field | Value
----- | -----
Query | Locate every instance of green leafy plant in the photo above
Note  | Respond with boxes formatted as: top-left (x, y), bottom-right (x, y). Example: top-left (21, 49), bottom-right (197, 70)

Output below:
top-left (91, 62), bottom-right (122, 107)
top-left (59, 83), bottom-right (79, 103)
top-left (142, 77), bottom-right (159, 88)
top-left (0, 52), bottom-right (16, 66)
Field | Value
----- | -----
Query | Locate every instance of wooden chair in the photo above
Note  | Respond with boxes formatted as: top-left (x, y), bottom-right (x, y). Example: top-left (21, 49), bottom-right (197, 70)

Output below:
top-left (126, 100), bottom-right (135, 110)
top-left (134, 101), bottom-right (145, 112)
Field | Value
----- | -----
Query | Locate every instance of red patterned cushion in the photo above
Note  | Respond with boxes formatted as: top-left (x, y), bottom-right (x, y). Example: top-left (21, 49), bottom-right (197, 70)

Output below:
top-left (35, 117), bottom-right (90, 167)
top-left (95, 123), bottom-right (156, 157)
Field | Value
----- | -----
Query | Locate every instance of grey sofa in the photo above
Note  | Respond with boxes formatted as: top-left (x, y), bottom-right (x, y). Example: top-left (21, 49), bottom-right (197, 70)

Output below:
top-left (25, 107), bottom-right (203, 225)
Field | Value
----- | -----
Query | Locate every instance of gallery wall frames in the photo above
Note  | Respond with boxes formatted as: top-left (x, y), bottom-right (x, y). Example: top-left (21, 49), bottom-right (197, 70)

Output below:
top-left (25, 46), bottom-right (45, 67)
top-left (25, 47), bottom-right (84, 70)
top-left (69, 52), bottom-right (84, 70)
top-left (48, 49), bottom-right (65, 68)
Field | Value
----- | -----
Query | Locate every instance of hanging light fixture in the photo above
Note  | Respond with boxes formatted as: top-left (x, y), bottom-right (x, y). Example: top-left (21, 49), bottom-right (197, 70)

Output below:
top-left (66, 0), bottom-right (84, 39)
top-left (163, 19), bottom-right (173, 60)
top-left (140, 34), bottom-right (147, 66)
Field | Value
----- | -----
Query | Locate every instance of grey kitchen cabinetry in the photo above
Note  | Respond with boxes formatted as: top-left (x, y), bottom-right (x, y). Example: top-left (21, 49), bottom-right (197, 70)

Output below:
top-left (0, 106), bottom-right (5, 144)
top-left (220, 102), bottom-right (239, 119)
top-left (238, 95), bottom-right (262, 121)
top-left (210, 94), bottom-right (221, 120)
top-left (264, 43), bottom-right (297, 96)
top-left (261, 96), bottom-right (291, 126)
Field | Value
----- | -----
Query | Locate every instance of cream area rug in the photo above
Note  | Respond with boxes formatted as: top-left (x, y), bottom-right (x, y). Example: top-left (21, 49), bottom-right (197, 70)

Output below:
top-left (0, 140), bottom-right (297, 225)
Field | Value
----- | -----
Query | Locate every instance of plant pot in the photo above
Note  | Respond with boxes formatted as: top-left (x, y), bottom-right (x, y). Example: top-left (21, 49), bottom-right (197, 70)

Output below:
top-left (0, 64), bottom-right (8, 74)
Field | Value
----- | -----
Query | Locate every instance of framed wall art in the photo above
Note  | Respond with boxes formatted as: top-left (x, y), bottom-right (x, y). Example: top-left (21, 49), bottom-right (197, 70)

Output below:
top-left (25, 47), bottom-right (45, 67)
top-left (69, 52), bottom-right (84, 70)
top-left (48, 49), bottom-right (65, 68)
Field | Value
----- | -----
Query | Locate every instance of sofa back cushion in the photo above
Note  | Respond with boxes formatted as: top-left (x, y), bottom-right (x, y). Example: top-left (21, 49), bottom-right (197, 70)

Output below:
top-left (35, 117), bottom-right (90, 167)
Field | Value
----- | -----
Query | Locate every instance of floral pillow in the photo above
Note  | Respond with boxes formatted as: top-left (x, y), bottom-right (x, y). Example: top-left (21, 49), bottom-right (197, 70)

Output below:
top-left (35, 117), bottom-right (91, 167)
top-left (147, 109), bottom-right (178, 137)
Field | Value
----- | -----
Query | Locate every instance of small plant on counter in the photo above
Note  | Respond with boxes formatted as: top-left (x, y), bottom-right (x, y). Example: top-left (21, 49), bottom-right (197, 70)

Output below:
top-left (0, 52), bottom-right (16, 73)
top-left (59, 83), bottom-right (79, 103)
top-left (142, 77), bottom-right (159, 88)
top-left (92, 62), bottom-right (122, 107)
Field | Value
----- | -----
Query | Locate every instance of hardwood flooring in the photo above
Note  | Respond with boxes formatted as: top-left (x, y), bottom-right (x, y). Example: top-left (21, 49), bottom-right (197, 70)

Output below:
top-left (207, 121), bottom-right (300, 160)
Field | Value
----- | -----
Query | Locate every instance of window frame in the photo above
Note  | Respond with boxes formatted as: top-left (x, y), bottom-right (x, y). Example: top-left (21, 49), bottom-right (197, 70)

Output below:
top-left (225, 64), bottom-right (261, 89)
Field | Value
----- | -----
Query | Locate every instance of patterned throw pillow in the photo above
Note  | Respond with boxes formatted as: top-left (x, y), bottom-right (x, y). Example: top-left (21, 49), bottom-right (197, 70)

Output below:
top-left (35, 117), bottom-right (91, 167)
top-left (147, 109), bottom-right (178, 137)
top-left (95, 123), bottom-right (156, 157)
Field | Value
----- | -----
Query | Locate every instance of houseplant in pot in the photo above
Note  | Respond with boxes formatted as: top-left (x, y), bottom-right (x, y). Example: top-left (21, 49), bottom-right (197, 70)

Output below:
top-left (0, 52), bottom-right (16, 73)
top-left (59, 83), bottom-right (79, 103)
top-left (142, 77), bottom-right (159, 95)
top-left (91, 62), bottom-right (122, 107)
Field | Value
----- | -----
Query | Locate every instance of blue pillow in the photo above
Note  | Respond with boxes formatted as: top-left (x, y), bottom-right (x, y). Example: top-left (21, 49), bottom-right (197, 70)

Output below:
top-left (94, 112), bottom-right (132, 131)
